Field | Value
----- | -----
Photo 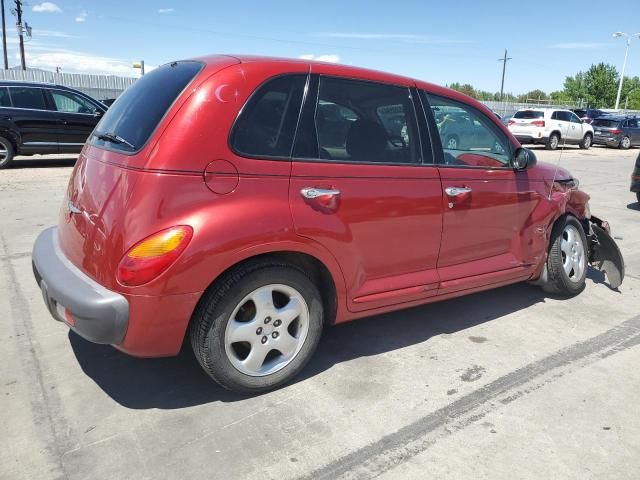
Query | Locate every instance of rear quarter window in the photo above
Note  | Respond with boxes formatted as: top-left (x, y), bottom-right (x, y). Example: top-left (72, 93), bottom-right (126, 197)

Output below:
top-left (513, 110), bottom-right (544, 119)
top-left (92, 61), bottom-right (203, 152)
top-left (9, 87), bottom-right (46, 109)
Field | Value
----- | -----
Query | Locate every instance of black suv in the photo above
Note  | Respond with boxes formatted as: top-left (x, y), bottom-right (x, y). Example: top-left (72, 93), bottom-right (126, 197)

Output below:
top-left (0, 81), bottom-right (106, 168)
top-left (592, 116), bottom-right (640, 149)
top-left (572, 108), bottom-right (608, 124)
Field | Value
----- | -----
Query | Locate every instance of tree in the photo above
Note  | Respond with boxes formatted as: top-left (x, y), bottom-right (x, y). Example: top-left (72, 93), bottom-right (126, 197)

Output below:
top-left (524, 89), bottom-right (547, 101)
top-left (563, 71), bottom-right (588, 104)
top-left (621, 76), bottom-right (640, 108)
top-left (448, 82), bottom-right (476, 98)
top-left (583, 63), bottom-right (618, 107)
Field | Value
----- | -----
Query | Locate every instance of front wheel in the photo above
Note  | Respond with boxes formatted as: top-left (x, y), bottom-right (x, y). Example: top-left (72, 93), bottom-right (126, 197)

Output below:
top-left (190, 261), bottom-right (324, 393)
top-left (542, 215), bottom-right (587, 296)
top-left (579, 133), bottom-right (592, 150)
top-left (546, 133), bottom-right (560, 150)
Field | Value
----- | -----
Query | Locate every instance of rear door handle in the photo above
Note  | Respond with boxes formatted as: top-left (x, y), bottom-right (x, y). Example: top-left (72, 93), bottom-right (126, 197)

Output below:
top-left (445, 186), bottom-right (472, 197)
top-left (300, 187), bottom-right (341, 199)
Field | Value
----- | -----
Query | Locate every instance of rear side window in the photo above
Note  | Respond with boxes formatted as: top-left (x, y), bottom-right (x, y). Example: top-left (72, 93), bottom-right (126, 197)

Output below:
top-left (298, 76), bottom-right (421, 164)
top-left (592, 119), bottom-right (620, 128)
top-left (627, 119), bottom-right (638, 128)
top-left (93, 61), bottom-right (202, 152)
top-left (0, 87), bottom-right (10, 107)
top-left (9, 87), bottom-right (46, 110)
top-left (514, 110), bottom-right (544, 119)
top-left (230, 74), bottom-right (307, 158)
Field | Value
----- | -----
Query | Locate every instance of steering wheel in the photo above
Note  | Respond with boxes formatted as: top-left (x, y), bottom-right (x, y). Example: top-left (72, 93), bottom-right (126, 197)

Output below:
top-left (388, 135), bottom-right (407, 148)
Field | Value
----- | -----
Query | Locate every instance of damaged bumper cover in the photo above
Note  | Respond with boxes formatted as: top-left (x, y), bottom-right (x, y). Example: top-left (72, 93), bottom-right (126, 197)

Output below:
top-left (587, 215), bottom-right (625, 289)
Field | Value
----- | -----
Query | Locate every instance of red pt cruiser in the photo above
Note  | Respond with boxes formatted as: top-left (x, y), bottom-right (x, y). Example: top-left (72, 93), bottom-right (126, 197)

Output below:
top-left (32, 56), bottom-right (624, 392)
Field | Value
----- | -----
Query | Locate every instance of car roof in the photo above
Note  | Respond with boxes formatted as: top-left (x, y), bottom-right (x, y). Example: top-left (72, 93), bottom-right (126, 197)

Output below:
top-left (0, 80), bottom-right (86, 93)
top-left (192, 54), bottom-right (499, 119)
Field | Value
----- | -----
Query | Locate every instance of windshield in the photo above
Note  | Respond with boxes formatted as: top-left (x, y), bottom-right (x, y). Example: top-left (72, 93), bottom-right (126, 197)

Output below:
top-left (513, 110), bottom-right (544, 119)
top-left (92, 61), bottom-right (202, 152)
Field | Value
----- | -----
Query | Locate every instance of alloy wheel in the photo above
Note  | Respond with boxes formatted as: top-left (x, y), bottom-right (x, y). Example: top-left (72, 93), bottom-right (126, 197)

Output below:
top-left (224, 284), bottom-right (310, 377)
top-left (560, 225), bottom-right (585, 283)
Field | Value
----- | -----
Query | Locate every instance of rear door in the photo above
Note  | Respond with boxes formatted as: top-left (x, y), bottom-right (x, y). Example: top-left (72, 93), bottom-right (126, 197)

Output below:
top-left (288, 74), bottom-right (443, 312)
top-left (422, 92), bottom-right (540, 294)
top-left (6, 86), bottom-right (58, 152)
top-left (46, 88), bottom-right (104, 151)
top-left (551, 111), bottom-right (570, 140)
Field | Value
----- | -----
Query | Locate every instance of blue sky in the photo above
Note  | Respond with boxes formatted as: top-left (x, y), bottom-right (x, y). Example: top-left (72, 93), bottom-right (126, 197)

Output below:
top-left (12, 0), bottom-right (640, 94)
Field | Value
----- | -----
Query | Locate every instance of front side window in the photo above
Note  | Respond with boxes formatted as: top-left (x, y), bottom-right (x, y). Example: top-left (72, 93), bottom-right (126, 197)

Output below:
top-left (230, 74), bottom-right (307, 158)
top-left (50, 90), bottom-right (98, 114)
top-left (570, 113), bottom-right (582, 124)
top-left (9, 87), bottom-right (46, 110)
top-left (627, 119), bottom-right (638, 128)
top-left (425, 93), bottom-right (510, 167)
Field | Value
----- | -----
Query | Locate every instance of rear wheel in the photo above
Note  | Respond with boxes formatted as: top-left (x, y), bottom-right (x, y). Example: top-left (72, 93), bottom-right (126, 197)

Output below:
top-left (190, 261), bottom-right (324, 393)
top-left (546, 132), bottom-right (560, 150)
top-left (543, 215), bottom-right (587, 296)
top-left (579, 133), bottom-right (592, 150)
top-left (620, 136), bottom-right (631, 150)
top-left (0, 136), bottom-right (15, 169)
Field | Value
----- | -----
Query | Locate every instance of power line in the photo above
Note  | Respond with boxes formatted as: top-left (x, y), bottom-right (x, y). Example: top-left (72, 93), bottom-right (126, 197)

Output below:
top-left (497, 49), bottom-right (512, 101)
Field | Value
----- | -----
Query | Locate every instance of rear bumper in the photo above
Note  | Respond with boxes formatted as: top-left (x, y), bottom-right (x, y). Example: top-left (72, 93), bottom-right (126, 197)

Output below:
top-left (32, 227), bottom-right (129, 344)
top-left (593, 135), bottom-right (620, 146)
top-left (514, 134), bottom-right (546, 144)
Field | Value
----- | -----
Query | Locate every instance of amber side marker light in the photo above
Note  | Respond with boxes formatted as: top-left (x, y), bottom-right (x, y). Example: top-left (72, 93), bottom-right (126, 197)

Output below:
top-left (117, 225), bottom-right (193, 286)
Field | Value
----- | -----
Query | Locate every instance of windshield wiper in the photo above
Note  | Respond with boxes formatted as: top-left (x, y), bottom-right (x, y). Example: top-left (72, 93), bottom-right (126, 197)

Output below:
top-left (95, 132), bottom-right (136, 150)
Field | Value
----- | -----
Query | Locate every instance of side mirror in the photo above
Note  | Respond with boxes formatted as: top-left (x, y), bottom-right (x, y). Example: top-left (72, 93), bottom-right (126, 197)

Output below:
top-left (93, 110), bottom-right (104, 117)
top-left (513, 147), bottom-right (537, 171)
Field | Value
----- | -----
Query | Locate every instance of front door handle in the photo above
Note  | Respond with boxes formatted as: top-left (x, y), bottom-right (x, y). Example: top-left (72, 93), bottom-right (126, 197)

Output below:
top-left (445, 186), bottom-right (472, 197)
top-left (300, 187), bottom-right (341, 199)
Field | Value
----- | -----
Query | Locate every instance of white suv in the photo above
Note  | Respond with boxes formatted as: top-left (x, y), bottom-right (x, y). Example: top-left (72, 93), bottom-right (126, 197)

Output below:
top-left (508, 108), bottom-right (594, 150)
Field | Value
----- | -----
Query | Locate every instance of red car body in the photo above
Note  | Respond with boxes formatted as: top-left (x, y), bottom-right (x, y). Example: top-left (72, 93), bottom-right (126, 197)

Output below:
top-left (33, 55), bottom-right (612, 360)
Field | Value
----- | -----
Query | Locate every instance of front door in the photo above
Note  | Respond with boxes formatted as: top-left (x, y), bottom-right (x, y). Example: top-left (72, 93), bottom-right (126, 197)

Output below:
top-left (568, 111), bottom-right (584, 142)
top-left (46, 89), bottom-right (103, 151)
top-left (289, 74), bottom-right (443, 312)
top-left (422, 92), bottom-right (541, 294)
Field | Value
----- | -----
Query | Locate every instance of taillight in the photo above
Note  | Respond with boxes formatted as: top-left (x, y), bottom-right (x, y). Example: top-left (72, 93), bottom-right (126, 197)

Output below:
top-left (508, 119), bottom-right (515, 126)
top-left (117, 225), bottom-right (193, 286)
top-left (531, 120), bottom-right (545, 127)
top-left (611, 129), bottom-right (622, 135)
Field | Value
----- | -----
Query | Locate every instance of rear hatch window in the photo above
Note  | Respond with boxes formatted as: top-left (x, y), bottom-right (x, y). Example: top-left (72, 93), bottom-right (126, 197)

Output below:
top-left (513, 110), bottom-right (544, 119)
top-left (91, 61), bottom-right (203, 153)
top-left (592, 119), bottom-right (620, 128)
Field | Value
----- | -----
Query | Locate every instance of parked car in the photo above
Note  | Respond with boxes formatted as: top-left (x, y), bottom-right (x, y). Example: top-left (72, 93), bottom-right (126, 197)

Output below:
top-left (592, 116), bottom-right (640, 149)
top-left (32, 55), bottom-right (624, 393)
top-left (508, 108), bottom-right (594, 150)
top-left (0, 81), bottom-right (106, 168)
top-left (572, 108), bottom-right (608, 124)
top-left (631, 151), bottom-right (640, 203)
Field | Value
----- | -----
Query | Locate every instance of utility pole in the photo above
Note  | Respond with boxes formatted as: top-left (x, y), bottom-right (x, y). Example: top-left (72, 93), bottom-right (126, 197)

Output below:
top-left (497, 49), bottom-right (512, 101)
top-left (13, 0), bottom-right (25, 70)
top-left (1, 0), bottom-right (7, 69)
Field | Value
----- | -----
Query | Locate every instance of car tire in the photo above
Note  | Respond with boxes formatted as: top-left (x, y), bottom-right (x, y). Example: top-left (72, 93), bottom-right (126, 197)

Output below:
top-left (190, 260), bottom-right (324, 393)
top-left (0, 136), bottom-right (15, 169)
top-left (579, 133), bottom-right (592, 150)
top-left (445, 135), bottom-right (459, 150)
top-left (542, 215), bottom-right (587, 296)
top-left (545, 132), bottom-right (560, 150)
top-left (620, 136), bottom-right (631, 150)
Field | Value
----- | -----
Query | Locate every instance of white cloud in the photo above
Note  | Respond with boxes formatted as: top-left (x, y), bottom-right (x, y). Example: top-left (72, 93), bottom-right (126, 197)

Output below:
top-left (299, 54), bottom-right (340, 63)
top-left (550, 42), bottom-right (608, 49)
top-left (158, 8), bottom-right (175, 13)
top-left (23, 49), bottom-right (136, 75)
top-left (34, 29), bottom-right (74, 38)
top-left (32, 2), bottom-right (62, 13)
top-left (75, 10), bottom-right (87, 22)
top-left (314, 32), bottom-right (470, 44)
